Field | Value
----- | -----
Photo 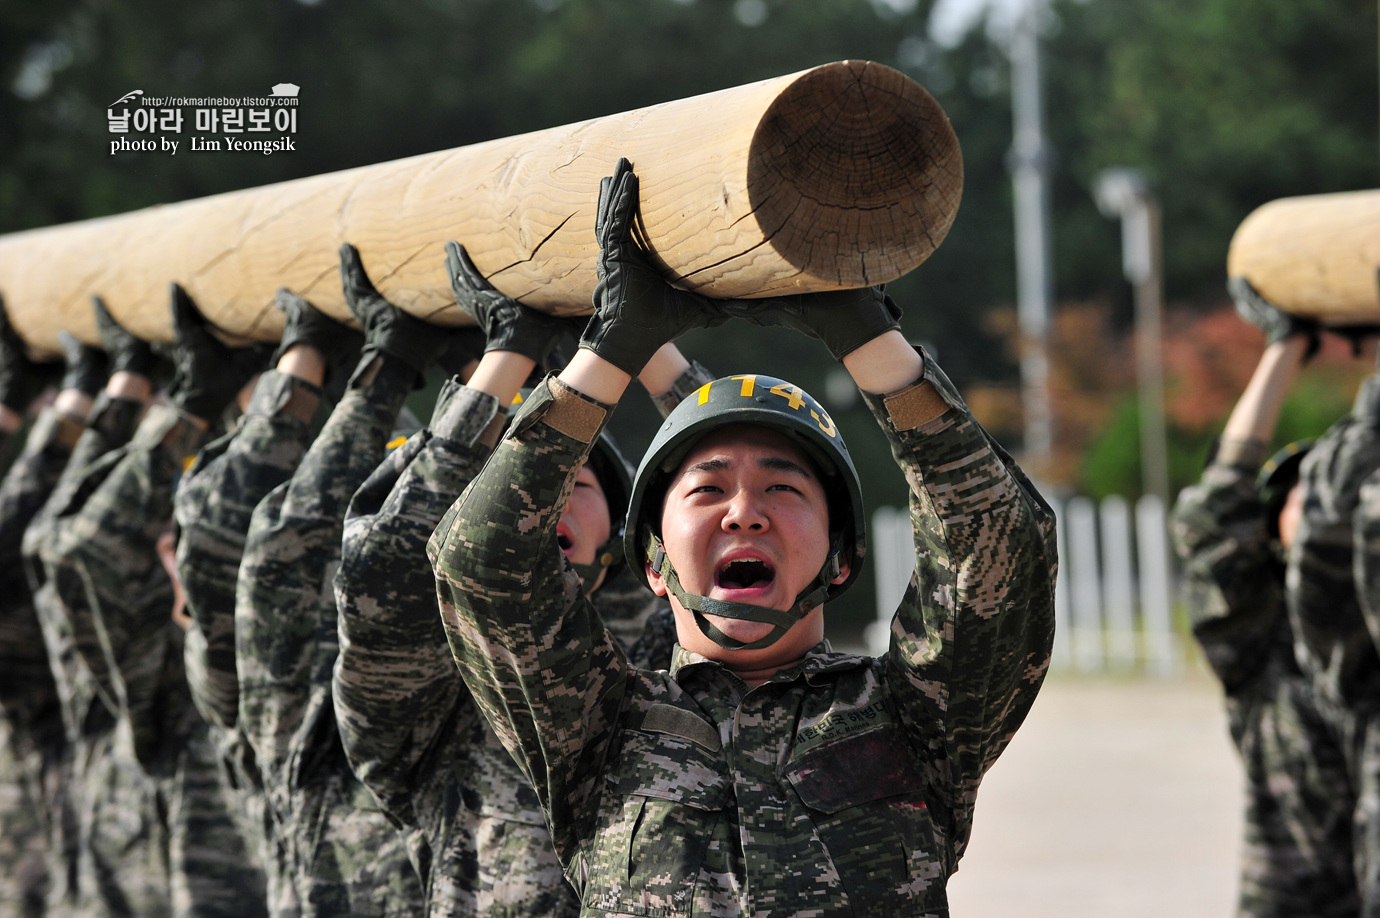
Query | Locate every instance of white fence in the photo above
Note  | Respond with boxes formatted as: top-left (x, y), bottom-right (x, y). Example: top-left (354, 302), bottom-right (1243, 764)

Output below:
top-left (866, 494), bottom-right (1183, 674)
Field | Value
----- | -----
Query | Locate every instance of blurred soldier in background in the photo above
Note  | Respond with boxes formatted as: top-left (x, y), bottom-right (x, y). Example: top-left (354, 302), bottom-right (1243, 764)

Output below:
top-left (22, 298), bottom-right (162, 916)
top-left (175, 283), bottom-right (364, 918)
top-left (32, 287), bottom-right (269, 917)
top-left (1172, 293), bottom-right (1362, 917)
top-left (0, 306), bottom-right (101, 917)
top-left (216, 243), bottom-right (477, 917)
top-left (1278, 295), bottom-right (1380, 916)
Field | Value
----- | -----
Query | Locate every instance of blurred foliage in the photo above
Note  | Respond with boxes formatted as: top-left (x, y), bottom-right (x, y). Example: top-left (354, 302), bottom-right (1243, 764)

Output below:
top-left (3, 0), bottom-right (1378, 633)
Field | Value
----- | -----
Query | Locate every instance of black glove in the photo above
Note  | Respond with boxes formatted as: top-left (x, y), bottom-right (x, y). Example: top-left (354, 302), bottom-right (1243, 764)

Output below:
top-left (272, 288), bottom-right (363, 384)
top-left (92, 296), bottom-right (159, 378)
top-left (445, 241), bottom-right (581, 364)
top-left (1229, 277), bottom-right (1320, 358)
top-left (579, 158), bottom-right (732, 376)
top-left (0, 295), bottom-right (56, 413)
top-left (340, 243), bottom-right (447, 385)
top-left (57, 331), bottom-right (108, 397)
top-left (738, 286), bottom-right (902, 361)
top-left (167, 284), bottom-right (269, 421)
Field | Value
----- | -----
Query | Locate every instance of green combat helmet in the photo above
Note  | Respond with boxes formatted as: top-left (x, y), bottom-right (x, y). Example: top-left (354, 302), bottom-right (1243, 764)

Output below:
top-left (624, 374), bottom-right (867, 650)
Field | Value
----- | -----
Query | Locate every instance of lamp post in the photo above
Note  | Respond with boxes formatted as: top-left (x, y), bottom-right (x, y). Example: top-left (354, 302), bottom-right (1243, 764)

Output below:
top-left (1009, 0), bottom-right (1054, 468)
top-left (1093, 168), bottom-right (1170, 504)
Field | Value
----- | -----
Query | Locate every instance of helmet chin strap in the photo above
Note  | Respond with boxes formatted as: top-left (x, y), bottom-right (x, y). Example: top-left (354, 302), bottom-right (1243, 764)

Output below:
top-left (568, 540), bottom-right (623, 588)
top-left (647, 534), bottom-right (840, 651)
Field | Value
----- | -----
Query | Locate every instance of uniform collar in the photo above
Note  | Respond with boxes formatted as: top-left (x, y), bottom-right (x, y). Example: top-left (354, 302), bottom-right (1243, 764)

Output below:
top-left (668, 641), bottom-right (871, 685)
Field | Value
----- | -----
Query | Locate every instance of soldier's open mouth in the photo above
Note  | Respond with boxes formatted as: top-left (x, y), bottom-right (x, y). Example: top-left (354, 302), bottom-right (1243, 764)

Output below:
top-left (716, 558), bottom-right (774, 590)
top-left (557, 533), bottom-right (573, 551)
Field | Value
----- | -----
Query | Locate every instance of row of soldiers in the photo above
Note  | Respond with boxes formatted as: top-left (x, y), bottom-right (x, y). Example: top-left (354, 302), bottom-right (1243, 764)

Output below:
top-left (0, 234), bottom-right (707, 916)
top-left (1174, 289), bottom-right (1380, 918)
top-left (0, 160), bottom-right (1057, 916)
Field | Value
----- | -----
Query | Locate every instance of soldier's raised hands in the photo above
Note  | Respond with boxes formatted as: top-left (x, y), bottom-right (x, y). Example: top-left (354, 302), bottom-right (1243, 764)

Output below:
top-left (445, 240), bottom-right (576, 367)
top-left (578, 158), bottom-right (732, 376)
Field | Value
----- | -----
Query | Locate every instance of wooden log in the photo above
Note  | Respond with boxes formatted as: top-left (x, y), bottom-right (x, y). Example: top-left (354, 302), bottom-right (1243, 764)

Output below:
top-left (0, 60), bottom-right (961, 356)
top-left (1226, 189), bottom-right (1380, 322)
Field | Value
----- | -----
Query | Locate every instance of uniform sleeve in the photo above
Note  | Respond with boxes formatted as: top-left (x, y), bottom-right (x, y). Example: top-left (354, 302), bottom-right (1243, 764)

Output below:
top-left (1170, 447), bottom-right (1284, 691)
top-left (0, 408), bottom-right (83, 566)
top-left (174, 371), bottom-right (319, 730)
top-left (1356, 464), bottom-right (1380, 641)
top-left (649, 359), bottom-right (714, 419)
top-left (22, 393), bottom-right (144, 594)
top-left (0, 408), bottom-right (82, 733)
top-left (429, 376), bottom-right (630, 864)
top-left (862, 350), bottom-right (1057, 861)
top-left (1288, 375), bottom-right (1380, 704)
top-left (42, 405), bottom-right (201, 767)
top-left (333, 379), bottom-right (503, 823)
top-left (235, 365), bottom-right (410, 796)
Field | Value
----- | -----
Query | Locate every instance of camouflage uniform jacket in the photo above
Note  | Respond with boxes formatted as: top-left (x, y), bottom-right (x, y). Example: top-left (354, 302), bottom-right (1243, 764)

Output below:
top-left (235, 357), bottom-right (423, 917)
top-left (23, 393), bottom-right (145, 746)
top-left (336, 372), bottom-right (689, 917)
top-left (0, 407), bottom-right (84, 759)
top-left (1172, 443), bottom-right (1361, 917)
top-left (0, 406), bottom-right (85, 918)
top-left (42, 403), bottom-right (269, 917)
top-left (430, 355), bottom-right (1058, 918)
top-left (20, 394), bottom-right (145, 914)
top-left (1296, 374), bottom-right (1380, 916)
top-left (177, 370), bottom-right (323, 733)
top-left (1287, 375), bottom-right (1380, 714)
top-left (174, 370), bottom-right (323, 918)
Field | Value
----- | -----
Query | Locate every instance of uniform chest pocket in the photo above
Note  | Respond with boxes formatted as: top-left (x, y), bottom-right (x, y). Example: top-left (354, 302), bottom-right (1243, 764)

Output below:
top-left (584, 710), bottom-right (731, 917)
top-left (786, 726), bottom-right (948, 914)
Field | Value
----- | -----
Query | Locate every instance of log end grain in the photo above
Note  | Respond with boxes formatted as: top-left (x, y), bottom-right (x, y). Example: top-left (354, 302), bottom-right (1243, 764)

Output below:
top-left (747, 60), bottom-right (963, 288)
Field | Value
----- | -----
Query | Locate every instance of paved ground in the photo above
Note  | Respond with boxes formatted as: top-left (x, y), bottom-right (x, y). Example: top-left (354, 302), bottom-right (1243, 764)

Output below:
top-left (946, 669), bottom-right (1245, 918)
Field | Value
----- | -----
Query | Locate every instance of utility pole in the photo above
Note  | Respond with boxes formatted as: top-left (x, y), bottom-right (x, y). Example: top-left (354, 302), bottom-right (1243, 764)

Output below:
top-left (1094, 168), bottom-right (1171, 505)
top-left (1009, 0), bottom-right (1055, 469)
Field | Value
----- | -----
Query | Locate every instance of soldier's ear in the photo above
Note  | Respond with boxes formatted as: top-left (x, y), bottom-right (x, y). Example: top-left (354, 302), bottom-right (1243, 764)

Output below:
top-left (645, 542), bottom-right (669, 597)
top-left (830, 554), bottom-right (851, 586)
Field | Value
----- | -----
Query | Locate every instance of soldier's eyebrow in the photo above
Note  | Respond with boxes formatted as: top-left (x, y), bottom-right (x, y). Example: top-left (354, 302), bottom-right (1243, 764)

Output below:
top-left (686, 458), bottom-right (731, 474)
top-left (683, 456), bottom-right (812, 479)
top-left (759, 456), bottom-right (813, 479)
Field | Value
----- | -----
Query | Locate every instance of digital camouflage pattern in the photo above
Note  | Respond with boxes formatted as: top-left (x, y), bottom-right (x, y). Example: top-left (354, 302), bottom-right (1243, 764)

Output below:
top-left (41, 403), bottom-right (269, 917)
top-left (1172, 451), bottom-right (1361, 917)
top-left (235, 355), bottom-right (422, 917)
top-left (177, 370), bottom-right (323, 733)
top-left (175, 369), bottom-right (324, 917)
top-left (1300, 373), bottom-right (1380, 916)
top-left (0, 407), bottom-right (84, 917)
top-left (21, 392), bottom-right (145, 915)
top-left (336, 369), bottom-right (686, 917)
top-left (1287, 376), bottom-right (1380, 711)
top-left (0, 717), bottom-right (50, 917)
top-left (430, 352), bottom-right (1057, 917)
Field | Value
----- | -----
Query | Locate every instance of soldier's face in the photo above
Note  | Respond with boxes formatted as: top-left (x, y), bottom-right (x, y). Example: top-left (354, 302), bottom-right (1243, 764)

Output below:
top-left (559, 462), bottom-right (612, 588)
top-left (650, 425), bottom-right (845, 658)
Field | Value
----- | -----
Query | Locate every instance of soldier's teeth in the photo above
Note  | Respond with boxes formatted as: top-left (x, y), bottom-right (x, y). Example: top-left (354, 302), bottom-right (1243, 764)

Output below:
top-left (717, 559), bottom-right (773, 589)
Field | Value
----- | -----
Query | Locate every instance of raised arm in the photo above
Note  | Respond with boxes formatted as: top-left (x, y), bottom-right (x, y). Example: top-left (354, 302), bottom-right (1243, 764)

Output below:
top-left (175, 288), bottom-right (353, 730)
top-left (1171, 336), bottom-right (1308, 690)
top-left (430, 159), bottom-right (733, 860)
